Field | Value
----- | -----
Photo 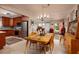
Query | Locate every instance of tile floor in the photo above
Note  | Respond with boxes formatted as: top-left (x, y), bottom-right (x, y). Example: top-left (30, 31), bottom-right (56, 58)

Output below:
top-left (0, 34), bottom-right (66, 54)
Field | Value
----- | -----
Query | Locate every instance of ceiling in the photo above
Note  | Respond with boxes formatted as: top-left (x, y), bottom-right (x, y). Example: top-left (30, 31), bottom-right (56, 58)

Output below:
top-left (0, 7), bottom-right (21, 18)
top-left (0, 4), bottom-right (76, 20)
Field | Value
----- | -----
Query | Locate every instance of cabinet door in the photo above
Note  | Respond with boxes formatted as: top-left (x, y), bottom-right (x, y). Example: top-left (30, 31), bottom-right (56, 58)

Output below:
top-left (0, 33), bottom-right (6, 48)
top-left (5, 30), bottom-right (14, 36)
top-left (13, 17), bottom-right (22, 26)
top-left (2, 17), bottom-right (11, 26)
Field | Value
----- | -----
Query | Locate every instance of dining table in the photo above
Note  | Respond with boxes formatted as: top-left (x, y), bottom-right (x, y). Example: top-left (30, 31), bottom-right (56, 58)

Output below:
top-left (25, 32), bottom-right (54, 54)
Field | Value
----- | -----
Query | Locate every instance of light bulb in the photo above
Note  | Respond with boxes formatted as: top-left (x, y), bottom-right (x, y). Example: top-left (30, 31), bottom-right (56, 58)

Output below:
top-left (43, 23), bottom-right (45, 26)
top-left (37, 16), bottom-right (39, 19)
top-left (44, 14), bottom-right (46, 17)
top-left (38, 23), bottom-right (42, 26)
top-left (47, 15), bottom-right (49, 18)
top-left (40, 14), bottom-right (43, 18)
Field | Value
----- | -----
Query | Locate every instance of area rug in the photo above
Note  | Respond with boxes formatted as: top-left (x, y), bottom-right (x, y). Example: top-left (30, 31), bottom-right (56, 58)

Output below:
top-left (6, 36), bottom-right (23, 45)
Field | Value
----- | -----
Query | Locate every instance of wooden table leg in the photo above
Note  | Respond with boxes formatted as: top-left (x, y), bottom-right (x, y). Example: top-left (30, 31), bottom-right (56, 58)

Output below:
top-left (39, 44), bottom-right (46, 54)
top-left (24, 40), bottom-right (29, 54)
top-left (41, 44), bottom-right (46, 54)
top-left (49, 45), bottom-right (53, 54)
top-left (44, 45), bottom-right (46, 54)
top-left (49, 37), bottom-right (54, 54)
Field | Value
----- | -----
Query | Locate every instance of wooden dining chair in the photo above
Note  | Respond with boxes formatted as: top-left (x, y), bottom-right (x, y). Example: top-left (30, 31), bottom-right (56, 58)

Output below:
top-left (25, 36), bottom-right (38, 53)
top-left (39, 33), bottom-right (54, 54)
top-left (49, 34), bottom-right (54, 53)
top-left (29, 32), bottom-right (38, 49)
top-left (45, 33), bottom-right (54, 53)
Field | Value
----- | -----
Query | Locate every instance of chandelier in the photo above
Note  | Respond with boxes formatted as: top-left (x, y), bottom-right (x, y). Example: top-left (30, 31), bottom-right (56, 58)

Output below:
top-left (37, 14), bottom-right (49, 21)
top-left (37, 4), bottom-right (50, 21)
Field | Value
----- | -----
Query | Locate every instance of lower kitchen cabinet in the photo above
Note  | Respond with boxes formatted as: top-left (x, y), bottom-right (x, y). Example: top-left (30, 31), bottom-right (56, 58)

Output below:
top-left (0, 32), bottom-right (6, 49)
top-left (1, 30), bottom-right (14, 36)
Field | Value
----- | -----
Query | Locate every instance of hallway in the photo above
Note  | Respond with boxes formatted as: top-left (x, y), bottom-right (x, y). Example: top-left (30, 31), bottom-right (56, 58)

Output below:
top-left (53, 39), bottom-right (65, 54)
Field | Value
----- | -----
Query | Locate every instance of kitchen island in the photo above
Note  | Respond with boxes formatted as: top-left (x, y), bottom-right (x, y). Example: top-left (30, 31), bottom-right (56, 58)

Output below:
top-left (0, 31), bottom-right (6, 49)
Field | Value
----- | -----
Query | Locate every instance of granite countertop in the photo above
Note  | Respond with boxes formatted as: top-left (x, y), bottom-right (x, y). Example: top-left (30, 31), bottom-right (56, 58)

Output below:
top-left (0, 27), bottom-right (21, 30)
top-left (0, 27), bottom-right (14, 30)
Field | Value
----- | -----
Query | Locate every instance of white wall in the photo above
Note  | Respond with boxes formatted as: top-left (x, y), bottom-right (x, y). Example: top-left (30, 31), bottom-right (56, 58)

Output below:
top-left (64, 5), bottom-right (78, 32)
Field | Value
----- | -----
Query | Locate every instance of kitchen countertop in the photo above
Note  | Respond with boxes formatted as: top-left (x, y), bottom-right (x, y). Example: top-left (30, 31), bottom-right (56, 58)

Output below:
top-left (0, 27), bottom-right (21, 30)
top-left (0, 27), bottom-right (14, 30)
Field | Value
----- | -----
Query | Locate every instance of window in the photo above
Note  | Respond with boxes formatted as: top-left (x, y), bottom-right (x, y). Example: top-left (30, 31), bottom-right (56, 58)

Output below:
top-left (0, 18), bottom-right (2, 27)
top-left (54, 23), bottom-right (59, 32)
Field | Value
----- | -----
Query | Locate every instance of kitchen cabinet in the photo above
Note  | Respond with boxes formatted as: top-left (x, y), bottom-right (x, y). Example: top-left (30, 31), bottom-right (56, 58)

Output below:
top-left (2, 16), bottom-right (23, 27)
top-left (1, 30), bottom-right (22, 37)
top-left (0, 31), bottom-right (6, 49)
top-left (13, 17), bottom-right (22, 26)
top-left (2, 16), bottom-right (11, 26)
top-left (1, 30), bottom-right (14, 36)
top-left (5, 30), bottom-right (14, 36)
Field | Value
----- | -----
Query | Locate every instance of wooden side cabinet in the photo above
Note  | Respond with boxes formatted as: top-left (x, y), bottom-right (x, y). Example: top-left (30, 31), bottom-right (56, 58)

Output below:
top-left (64, 16), bottom-right (79, 54)
top-left (64, 33), bottom-right (78, 54)
top-left (76, 17), bottom-right (79, 39)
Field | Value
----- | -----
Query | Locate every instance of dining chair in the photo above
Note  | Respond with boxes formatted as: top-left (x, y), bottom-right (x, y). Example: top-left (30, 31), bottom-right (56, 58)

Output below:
top-left (44, 33), bottom-right (54, 54)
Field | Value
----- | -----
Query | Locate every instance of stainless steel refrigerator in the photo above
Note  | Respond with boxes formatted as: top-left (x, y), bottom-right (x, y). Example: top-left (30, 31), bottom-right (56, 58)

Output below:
top-left (21, 21), bottom-right (28, 37)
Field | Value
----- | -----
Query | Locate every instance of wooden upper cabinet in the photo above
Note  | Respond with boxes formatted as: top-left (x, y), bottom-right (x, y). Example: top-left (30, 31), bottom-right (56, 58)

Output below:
top-left (2, 16), bottom-right (11, 26)
top-left (2, 16), bottom-right (23, 27)
top-left (13, 17), bottom-right (22, 26)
